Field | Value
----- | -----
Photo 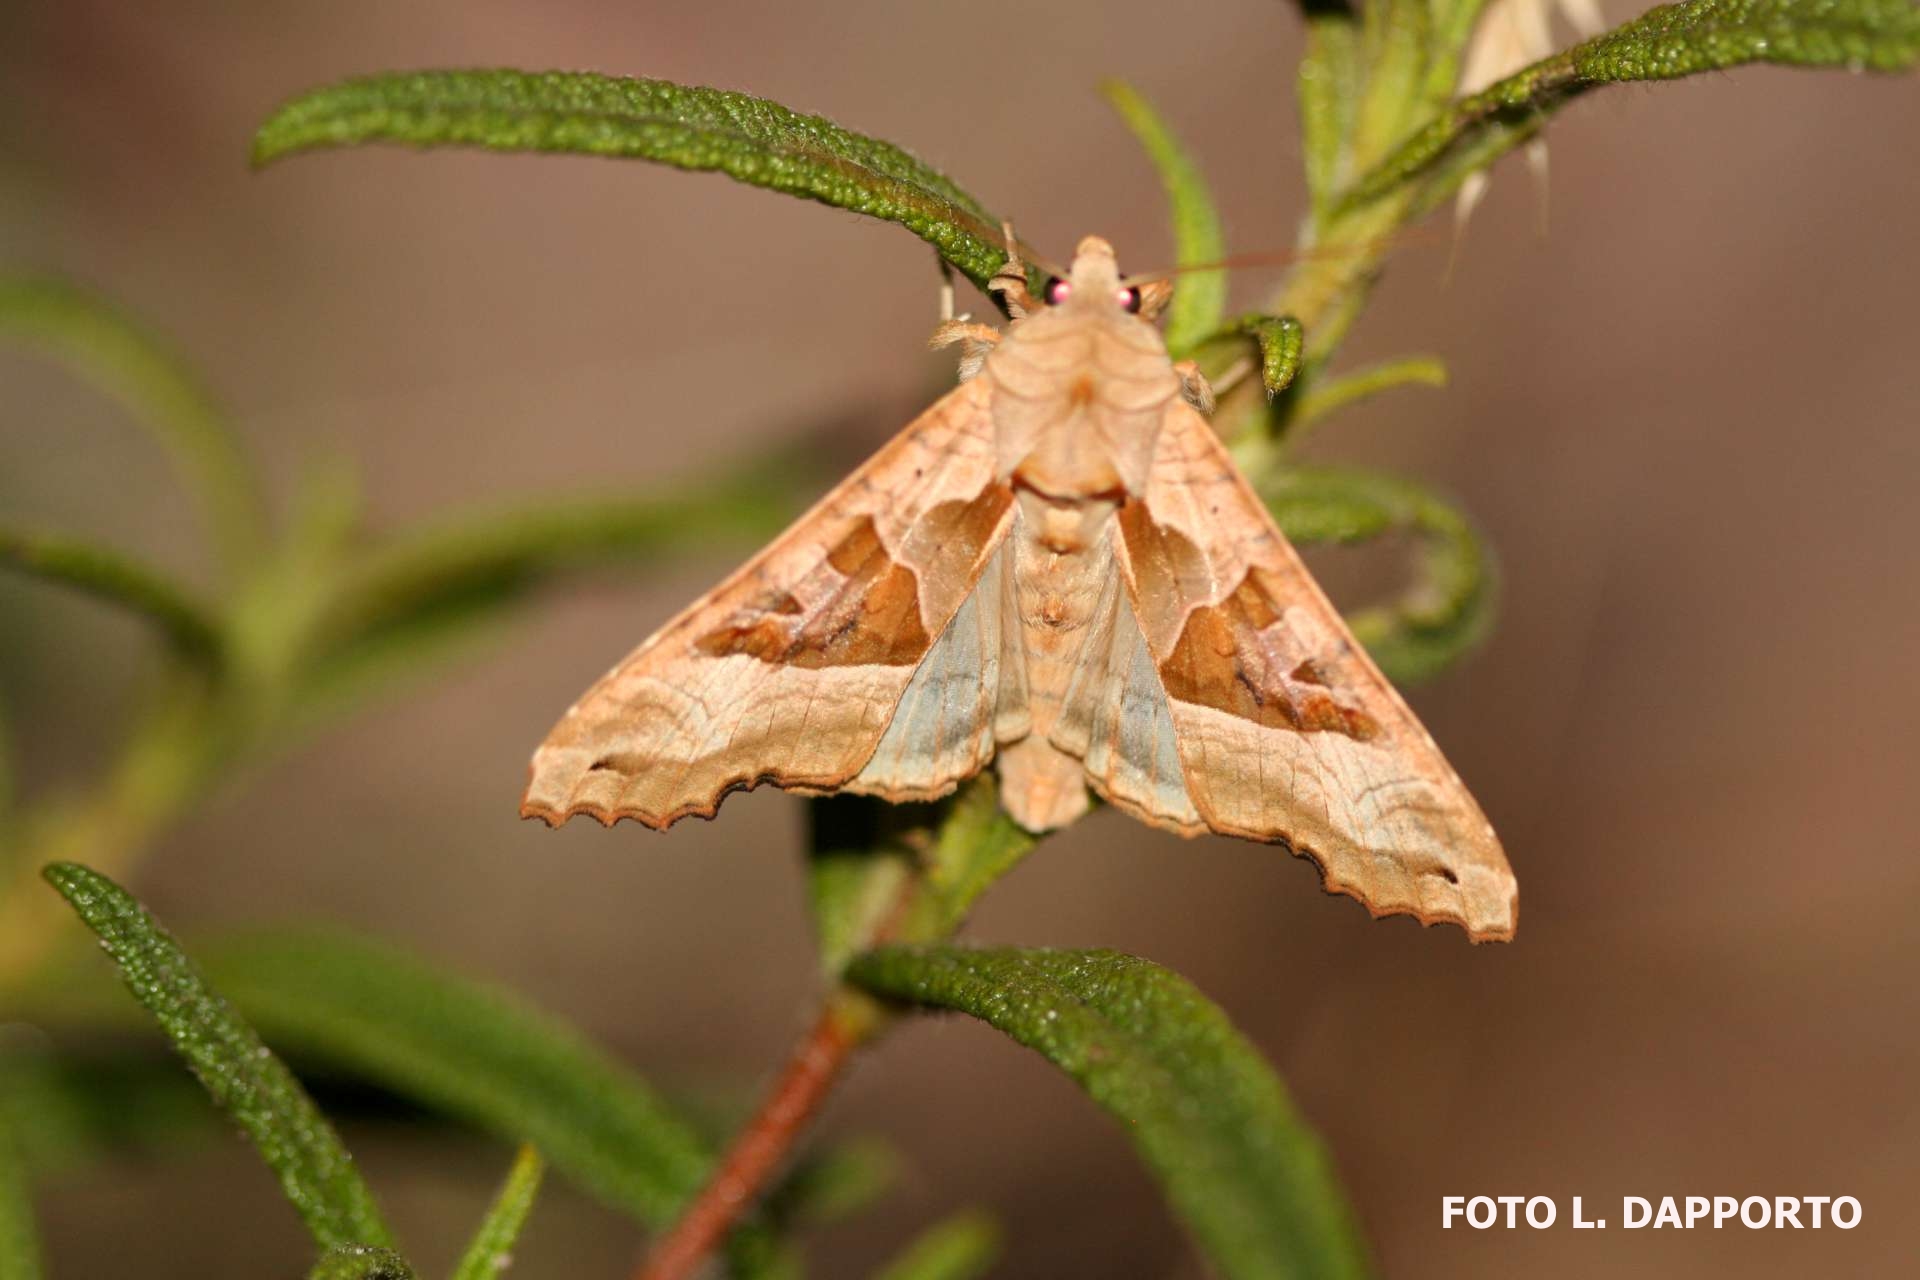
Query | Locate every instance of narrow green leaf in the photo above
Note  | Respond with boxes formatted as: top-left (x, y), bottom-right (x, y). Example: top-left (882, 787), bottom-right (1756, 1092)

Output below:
top-left (307, 1245), bottom-right (416, 1280)
top-left (0, 1118), bottom-right (41, 1280)
top-left (451, 1146), bottom-right (544, 1280)
top-left (192, 931), bottom-right (710, 1228)
top-left (296, 455), bottom-right (810, 716)
top-left (0, 280), bottom-right (266, 576)
top-left (0, 524), bottom-right (224, 665)
top-left (848, 947), bottom-right (1370, 1280)
top-left (1240, 314), bottom-right (1307, 398)
top-left (765, 1137), bottom-right (899, 1230)
top-left (0, 1046), bottom-right (210, 1176)
top-left (1288, 355), bottom-right (1446, 434)
top-left (1347, 0), bottom-right (1435, 171)
top-left (914, 777), bottom-right (1037, 939)
top-left (1345, 0), bottom-right (1920, 210)
top-left (1297, 2), bottom-right (1363, 226)
top-left (1100, 80), bottom-right (1228, 355)
top-left (871, 1210), bottom-right (1000, 1280)
top-left (808, 796), bottom-right (917, 980)
top-left (811, 779), bottom-right (1036, 974)
top-left (1261, 466), bottom-right (1495, 684)
top-left (40, 863), bottom-right (393, 1250)
top-left (252, 70), bottom-right (1017, 287)
top-left (721, 1234), bottom-right (803, 1280)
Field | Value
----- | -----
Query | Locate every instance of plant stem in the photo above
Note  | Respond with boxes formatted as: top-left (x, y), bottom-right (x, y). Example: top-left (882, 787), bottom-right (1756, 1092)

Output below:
top-left (635, 990), bottom-right (878, 1280)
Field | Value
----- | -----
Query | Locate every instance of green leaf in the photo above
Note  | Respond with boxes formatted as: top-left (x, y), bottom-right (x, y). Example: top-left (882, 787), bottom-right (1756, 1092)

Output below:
top-left (870, 1210), bottom-right (1000, 1280)
top-left (1100, 80), bottom-right (1228, 355)
top-left (848, 947), bottom-right (1370, 1280)
top-left (0, 524), bottom-right (224, 666)
top-left (1347, 0), bottom-right (1435, 171)
top-left (1346, 0), bottom-right (1920, 210)
top-left (40, 863), bottom-right (394, 1250)
top-left (1288, 355), bottom-right (1446, 436)
top-left (1297, 2), bottom-right (1363, 226)
top-left (0, 1117), bottom-right (40, 1280)
top-left (191, 930), bottom-right (710, 1228)
top-left (1235, 314), bottom-right (1308, 399)
top-left (296, 455), bottom-right (810, 717)
top-left (912, 777), bottom-right (1037, 941)
top-left (0, 1046), bottom-right (211, 1175)
top-left (1261, 466), bottom-right (1495, 684)
top-left (307, 1245), bottom-right (416, 1280)
top-left (810, 778), bottom-right (1036, 976)
top-left (0, 280), bottom-right (266, 576)
top-left (252, 70), bottom-right (1017, 288)
top-left (765, 1137), bottom-right (899, 1230)
top-left (808, 796), bottom-right (918, 980)
top-left (451, 1146), bottom-right (544, 1280)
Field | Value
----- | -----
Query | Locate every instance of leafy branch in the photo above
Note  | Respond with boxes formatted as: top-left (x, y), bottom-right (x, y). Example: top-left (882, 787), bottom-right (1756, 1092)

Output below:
top-left (1345, 0), bottom-right (1920, 210)
top-left (0, 280), bottom-right (808, 989)
top-left (252, 71), bottom-right (1026, 290)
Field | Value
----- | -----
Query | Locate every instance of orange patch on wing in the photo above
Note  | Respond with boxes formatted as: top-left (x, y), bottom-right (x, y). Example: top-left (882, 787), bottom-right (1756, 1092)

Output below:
top-left (1159, 572), bottom-right (1379, 740)
top-left (697, 516), bottom-right (931, 668)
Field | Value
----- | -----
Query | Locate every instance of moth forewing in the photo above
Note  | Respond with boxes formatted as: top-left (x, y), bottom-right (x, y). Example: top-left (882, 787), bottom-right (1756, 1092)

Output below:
top-left (519, 376), bottom-right (1013, 829)
top-left (523, 234), bottom-right (1518, 942)
top-left (1115, 399), bottom-right (1517, 941)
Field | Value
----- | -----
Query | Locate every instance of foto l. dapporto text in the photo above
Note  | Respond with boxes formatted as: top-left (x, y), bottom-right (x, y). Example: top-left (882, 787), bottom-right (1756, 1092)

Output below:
top-left (1443, 1195), bottom-right (1861, 1229)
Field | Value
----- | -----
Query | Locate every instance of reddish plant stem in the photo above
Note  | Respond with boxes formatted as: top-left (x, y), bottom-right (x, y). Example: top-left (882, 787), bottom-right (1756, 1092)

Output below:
top-left (634, 996), bottom-right (867, 1280)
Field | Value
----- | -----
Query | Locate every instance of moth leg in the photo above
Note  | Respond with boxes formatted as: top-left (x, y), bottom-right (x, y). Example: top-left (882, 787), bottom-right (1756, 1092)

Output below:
top-left (988, 220), bottom-right (1041, 320)
top-left (930, 319), bottom-right (1002, 383)
top-left (1172, 359), bottom-right (1218, 415)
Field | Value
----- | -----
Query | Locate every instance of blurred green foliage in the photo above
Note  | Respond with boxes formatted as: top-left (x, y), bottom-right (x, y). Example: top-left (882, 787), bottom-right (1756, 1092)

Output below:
top-left (4, 0), bottom-right (1915, 1274)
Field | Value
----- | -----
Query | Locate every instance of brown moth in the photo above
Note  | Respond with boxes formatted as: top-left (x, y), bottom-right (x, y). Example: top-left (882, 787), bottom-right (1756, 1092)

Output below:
top-left (522, 236), bottom-right (1517, 942)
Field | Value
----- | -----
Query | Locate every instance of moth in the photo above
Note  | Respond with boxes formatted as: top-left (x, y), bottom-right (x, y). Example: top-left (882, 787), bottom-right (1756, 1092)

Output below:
top-left (522, 236), bottom-right (1517, 941)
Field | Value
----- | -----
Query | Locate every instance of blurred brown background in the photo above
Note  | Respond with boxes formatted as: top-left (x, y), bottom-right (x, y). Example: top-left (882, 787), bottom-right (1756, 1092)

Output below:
top-left (4, 1), bottom-right (1918, 1276)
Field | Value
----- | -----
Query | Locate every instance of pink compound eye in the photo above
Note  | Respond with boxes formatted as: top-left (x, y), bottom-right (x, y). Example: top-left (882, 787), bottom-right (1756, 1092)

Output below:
top-left (1044, 277), bottom-right (1071, 305)
top-left (1117, 286), bottom-right (1142, 313)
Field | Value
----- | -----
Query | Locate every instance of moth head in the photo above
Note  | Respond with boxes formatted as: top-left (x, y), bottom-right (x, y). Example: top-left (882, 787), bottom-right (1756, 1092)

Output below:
top-left (1043, 235), bottom-right (1142, 314)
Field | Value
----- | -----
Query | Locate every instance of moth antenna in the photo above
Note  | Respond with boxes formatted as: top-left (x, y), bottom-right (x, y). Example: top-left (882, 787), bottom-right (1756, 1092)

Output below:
top-left (1120, 230), bottom-right (1442, 287)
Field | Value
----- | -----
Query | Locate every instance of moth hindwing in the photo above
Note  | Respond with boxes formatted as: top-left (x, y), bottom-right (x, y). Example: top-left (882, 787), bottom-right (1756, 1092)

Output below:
top-left (524, 236), bottom-right (1517, 942)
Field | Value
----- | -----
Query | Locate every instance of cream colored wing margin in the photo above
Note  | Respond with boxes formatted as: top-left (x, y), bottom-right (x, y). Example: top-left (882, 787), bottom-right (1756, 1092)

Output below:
top-left (522, 377), bottom-right (1014, 828)
top-left (1115, 400), bottom-right (1518, 941)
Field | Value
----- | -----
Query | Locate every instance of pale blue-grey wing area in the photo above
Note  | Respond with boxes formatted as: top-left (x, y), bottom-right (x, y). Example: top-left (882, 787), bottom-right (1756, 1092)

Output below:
top-left (1050, 545), bottom-right (1205, 835)
top-left (849, 542), bottom-right (1017, 801)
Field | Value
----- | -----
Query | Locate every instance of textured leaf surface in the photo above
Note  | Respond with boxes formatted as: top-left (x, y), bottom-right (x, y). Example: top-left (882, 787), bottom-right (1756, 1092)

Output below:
top-left (870, 1210), bottom-right (1000, 1280)
top-left (847, 947), bottom-right (1369, 1280)
top-left (450, 1146), bottom-right (544, 1280)
top-left (254, 70), bottom-right (1014, 286)
top-left (195, 931), bottom-right (709, 1227)
top-left (0, 280), bottom-right (264, 574)
top-left (41, 864), bottom-right (392, 1250)
top-left (1101, 80), bottom-right (1228, 355)
top-left (1240, 314), bottom-right (1308, 398)
top-left (306, 1245), bottom-right (415, 1280)
top-left (1347, 0), bottom-right (1920, 207)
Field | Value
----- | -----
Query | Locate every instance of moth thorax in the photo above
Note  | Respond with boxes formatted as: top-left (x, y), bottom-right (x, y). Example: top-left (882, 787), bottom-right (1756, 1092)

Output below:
top-left (1018, 489), bottom-right (1116, 557)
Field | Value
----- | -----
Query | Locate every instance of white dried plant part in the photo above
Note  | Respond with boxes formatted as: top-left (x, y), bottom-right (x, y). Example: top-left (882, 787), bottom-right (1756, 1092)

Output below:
top-left (1454, 0), bottom-right (1608, 231)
